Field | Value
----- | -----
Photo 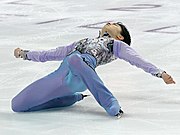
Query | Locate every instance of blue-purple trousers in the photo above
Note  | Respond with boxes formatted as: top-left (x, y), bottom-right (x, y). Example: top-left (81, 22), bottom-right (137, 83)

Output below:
top-left (12, 51), bottom-right (121, 116)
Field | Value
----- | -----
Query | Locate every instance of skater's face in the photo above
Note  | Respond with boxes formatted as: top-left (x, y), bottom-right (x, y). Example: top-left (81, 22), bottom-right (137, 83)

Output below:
top-left (100, 22), bottom-right (124, 40)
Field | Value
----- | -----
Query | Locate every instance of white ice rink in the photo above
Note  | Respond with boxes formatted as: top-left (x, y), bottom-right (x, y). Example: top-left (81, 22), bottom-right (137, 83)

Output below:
top-left (0, 0), bottom-right (180, 135)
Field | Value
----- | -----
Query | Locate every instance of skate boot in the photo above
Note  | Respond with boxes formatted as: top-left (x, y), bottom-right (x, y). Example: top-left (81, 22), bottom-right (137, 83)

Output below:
top-left (115, 109), bottom-right (124, 119)
top-left (81, 94), bottom-right (90, 99)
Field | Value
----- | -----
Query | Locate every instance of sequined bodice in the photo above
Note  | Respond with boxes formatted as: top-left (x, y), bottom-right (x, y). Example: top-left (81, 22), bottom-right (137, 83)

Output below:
top-left (75, 37), bottom-right (117, 66)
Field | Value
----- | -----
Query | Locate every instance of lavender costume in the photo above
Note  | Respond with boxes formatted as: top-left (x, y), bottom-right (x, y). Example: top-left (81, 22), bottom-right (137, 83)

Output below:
top-left (12, 37), bottom-right (163, 116)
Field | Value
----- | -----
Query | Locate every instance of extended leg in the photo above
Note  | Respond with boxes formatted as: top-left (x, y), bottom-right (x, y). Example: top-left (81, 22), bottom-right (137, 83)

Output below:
top-left (67, 53), bottom-right (121, 116)
top-left (12, 62), bottom-right (85, 112)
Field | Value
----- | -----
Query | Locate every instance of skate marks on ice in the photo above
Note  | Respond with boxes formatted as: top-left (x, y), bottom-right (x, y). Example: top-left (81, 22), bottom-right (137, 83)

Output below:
top-left (145, 25), bottom-right (180, 34)
top-left (6, 0), bottom-right (33, 5)
top-left (107, 4), bottom-right (162, 11)
top-left (79, 21), bottom-right (180, 35)
top-left (1, 1), bottom-right (179, 36)
top-left (0, 0), bottom-right (67, 26)
top-left (79, 3), bottom-right (180, 35)
top-left (0, 0), bottom-right (30, 22)
top-left (35, 18), bottom-right (68, 25)
top-left (78, 21), bottom-right (114, 29)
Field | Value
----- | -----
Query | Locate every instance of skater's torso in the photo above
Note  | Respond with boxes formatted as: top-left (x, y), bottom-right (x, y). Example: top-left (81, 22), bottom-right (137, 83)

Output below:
top-left (74, 37), bottom-right (117, 66)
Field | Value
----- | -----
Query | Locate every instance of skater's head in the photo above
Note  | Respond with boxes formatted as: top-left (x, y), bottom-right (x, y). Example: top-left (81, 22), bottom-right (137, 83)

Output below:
top-left (100, 22), bottom-right (131, 46)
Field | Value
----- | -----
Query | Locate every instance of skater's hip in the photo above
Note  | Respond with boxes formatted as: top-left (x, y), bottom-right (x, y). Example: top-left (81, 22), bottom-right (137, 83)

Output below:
top-left (67, 50), bottom-right (97, 69)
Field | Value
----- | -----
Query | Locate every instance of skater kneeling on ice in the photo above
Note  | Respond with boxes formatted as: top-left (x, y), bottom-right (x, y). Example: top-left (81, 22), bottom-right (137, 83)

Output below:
top-left (13, 22), bottom-right (175, 118)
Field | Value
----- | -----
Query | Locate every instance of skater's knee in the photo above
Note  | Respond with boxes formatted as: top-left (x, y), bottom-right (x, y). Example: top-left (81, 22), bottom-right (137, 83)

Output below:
top-left (11, 98), bottom-right (20, 112)
top-left (11, 97), bottom-right (26, 112)
top-left (11, 100), bottom-right (19, 112)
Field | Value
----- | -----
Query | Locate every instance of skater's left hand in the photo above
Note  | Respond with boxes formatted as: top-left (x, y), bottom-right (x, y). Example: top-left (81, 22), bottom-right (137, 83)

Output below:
top-left (162, 72), bottom-right (176, 84)
top-left (14, 48), bottom-right (24, 58)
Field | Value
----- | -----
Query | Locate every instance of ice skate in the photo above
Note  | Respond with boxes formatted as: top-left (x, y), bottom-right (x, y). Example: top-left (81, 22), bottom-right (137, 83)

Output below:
top-left (115, 109), bottom-right (124, 119)
top-left (81, 94), bottom-right (90, 99)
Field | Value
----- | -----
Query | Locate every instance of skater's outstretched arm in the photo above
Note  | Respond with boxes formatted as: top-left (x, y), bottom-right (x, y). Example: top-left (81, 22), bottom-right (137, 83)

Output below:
top-left (113, 40), bottom-right (175, 84)
top-left (14, 43), bottom-right (76, 62)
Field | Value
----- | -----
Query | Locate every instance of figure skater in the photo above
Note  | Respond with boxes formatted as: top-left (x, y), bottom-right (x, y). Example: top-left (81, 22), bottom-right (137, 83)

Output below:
top-left (12, 22), bottom-right (175, 118)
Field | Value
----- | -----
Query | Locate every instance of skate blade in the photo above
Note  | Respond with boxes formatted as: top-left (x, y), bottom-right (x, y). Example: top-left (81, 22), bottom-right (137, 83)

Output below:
top-left (116, 113), bottom-right (123, 119)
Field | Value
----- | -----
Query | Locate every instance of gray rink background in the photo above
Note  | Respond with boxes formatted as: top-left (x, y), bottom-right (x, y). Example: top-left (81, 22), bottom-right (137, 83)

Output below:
top-left (0, 0), bottom-right (180, 134)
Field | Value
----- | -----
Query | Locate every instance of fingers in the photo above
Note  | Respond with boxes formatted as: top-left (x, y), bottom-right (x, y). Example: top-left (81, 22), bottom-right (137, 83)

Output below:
top-left (165, 80), bottom-right (175, 84)
top-left (165, 76), bottom-right (176, 84)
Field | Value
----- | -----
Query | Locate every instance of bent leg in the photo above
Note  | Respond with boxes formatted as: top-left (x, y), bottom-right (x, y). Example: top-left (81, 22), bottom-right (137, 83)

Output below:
top-left (26, 93), bottom-right (83, 111)
top-left (67, 53), bottom-right (121, 116)
top-left (12, 65), bottom-right (79, 112)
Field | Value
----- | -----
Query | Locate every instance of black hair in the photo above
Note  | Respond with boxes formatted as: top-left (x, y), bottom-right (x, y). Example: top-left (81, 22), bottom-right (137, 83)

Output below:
top-left (116, 22), bottom-right (131, 46)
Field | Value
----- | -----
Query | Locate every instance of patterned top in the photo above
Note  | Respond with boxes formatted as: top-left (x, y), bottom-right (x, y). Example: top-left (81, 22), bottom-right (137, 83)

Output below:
top-left (75, 37), bottom-right (117, 66)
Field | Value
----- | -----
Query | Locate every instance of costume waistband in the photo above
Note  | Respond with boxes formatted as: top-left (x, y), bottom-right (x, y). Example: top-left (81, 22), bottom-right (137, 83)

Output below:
top-left (70, 51), bottom-right (97, 69)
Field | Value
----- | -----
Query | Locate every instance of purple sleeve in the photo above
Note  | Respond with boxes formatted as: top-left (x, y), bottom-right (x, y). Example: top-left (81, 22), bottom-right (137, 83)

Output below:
top-left (113, 40), bottom-right (163, 76)
top-left (26, 42), bottom-right (76, 62)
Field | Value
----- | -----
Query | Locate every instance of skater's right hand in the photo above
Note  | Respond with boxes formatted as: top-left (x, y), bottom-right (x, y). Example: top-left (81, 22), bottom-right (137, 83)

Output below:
top-left (14, 48), bottom-right (24, 58)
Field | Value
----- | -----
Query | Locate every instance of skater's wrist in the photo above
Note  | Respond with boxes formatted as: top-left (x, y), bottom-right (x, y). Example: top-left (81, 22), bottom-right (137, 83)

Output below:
top-left (22, 50), bottom-right (30, 60)
top-left (153, 69), bottom-right (166, 78)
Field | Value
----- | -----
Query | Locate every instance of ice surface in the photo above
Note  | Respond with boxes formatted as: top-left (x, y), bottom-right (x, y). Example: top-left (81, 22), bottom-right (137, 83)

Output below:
top-left (0, 0), bottom-right (180, 135)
